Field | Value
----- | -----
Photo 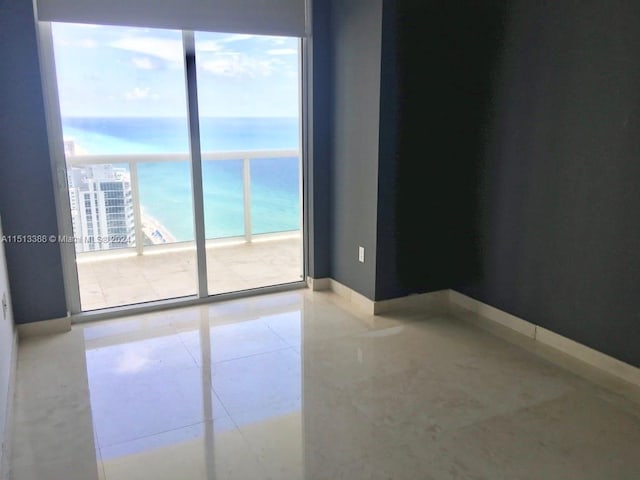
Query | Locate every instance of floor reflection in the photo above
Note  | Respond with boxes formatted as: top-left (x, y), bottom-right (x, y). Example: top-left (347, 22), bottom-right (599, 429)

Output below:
top-left (73, 290), bottom-right (640, 480)
top-left (83, 292), bottom-right (304, 480)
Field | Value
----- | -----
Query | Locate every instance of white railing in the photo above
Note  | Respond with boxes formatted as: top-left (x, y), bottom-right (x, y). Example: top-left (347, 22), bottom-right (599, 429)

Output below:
top-left (67, 150), bottom-right (299, 255)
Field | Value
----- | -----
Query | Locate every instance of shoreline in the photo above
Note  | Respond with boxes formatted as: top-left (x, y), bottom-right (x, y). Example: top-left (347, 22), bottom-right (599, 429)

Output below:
top-left (141, 209), bottom-right (177, 245)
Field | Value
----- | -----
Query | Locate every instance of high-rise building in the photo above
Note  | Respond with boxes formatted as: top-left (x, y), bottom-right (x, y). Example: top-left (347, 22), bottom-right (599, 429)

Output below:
top-left (67, 163), bottom-right (135, 252)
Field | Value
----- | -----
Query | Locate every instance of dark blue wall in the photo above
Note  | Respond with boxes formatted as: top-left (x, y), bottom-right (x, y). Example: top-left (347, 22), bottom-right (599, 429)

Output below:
top-left (0, 0), bottom-right (67, 324)
top-left (389, 0), bottom-right (640, 367)
top-left (455, 0), bottom-right (640, 368)
top-left (393, 0), bottom-right (505, 295)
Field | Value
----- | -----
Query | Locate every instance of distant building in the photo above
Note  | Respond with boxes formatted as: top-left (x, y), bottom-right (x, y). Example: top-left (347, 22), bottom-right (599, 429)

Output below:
top-left (63, 138), bottom-right (76, 157)
top-left (66, 153), bottom-right (135, 252)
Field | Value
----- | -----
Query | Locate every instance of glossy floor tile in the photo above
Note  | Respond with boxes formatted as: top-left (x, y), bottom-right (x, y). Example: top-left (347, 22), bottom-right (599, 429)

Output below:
top-left (11, 289), bottom-right (640, 479)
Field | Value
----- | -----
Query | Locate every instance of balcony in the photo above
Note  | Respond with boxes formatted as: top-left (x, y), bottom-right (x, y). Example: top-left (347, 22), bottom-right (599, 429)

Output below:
top-left (67, 150), bottom-right (303, 311)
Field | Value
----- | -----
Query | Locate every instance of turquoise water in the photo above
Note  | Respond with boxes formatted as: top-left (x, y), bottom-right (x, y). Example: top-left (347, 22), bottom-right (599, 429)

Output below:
top-left (63, 117), bottom-right (300, 240)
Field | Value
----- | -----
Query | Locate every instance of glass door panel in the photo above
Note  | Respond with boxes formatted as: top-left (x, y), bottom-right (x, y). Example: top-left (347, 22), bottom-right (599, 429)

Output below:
top-left (51, 23), bottom-right (197, 310)
top-left (194, 32), bottom-right (303, 295)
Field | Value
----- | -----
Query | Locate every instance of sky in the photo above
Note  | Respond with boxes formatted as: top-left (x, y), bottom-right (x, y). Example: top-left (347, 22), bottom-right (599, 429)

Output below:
top-left (51, 23), bottom-right (300, 117)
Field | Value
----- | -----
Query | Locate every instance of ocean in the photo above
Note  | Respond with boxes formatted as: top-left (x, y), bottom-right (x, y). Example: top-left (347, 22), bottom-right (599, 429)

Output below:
top-left (63, 117), bottom-right (300, 240)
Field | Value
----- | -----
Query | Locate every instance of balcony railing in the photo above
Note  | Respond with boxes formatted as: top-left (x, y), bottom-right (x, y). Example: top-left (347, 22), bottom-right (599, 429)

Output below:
top-left (67, 150), bottom-right (299, 255)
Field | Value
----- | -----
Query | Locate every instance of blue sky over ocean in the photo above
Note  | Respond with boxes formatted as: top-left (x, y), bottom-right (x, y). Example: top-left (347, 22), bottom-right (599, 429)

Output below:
top-left (52, 23), bottom-right (301, 240)
top-left (52, 22), bottom-right (299, 118)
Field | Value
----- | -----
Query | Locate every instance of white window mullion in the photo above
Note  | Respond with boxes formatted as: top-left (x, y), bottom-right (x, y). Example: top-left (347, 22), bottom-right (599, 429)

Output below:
top-left (182, 31), bottom-right (208, 299)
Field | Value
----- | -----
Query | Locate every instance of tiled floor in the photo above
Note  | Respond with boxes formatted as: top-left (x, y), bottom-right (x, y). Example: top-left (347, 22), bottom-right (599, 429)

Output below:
top-left (77, 234), bottom-right (303, 311)
top-left (10, 290), bottom-right (640, 479)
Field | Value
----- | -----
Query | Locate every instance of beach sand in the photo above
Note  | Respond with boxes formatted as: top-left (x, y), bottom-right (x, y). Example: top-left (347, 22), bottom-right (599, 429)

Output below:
top-left (141, 209), bottom-right (177, 245)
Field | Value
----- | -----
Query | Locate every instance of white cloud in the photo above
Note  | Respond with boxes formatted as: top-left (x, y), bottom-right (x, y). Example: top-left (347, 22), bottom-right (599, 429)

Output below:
top-left (125, 87), bottom-right (150, 100)
top-left (220, 34), bottom-right (255, 43)
top-left (268, 37), bottom-right (288, 45)
top-left (198, 40), bottom-right (223, 52)
top-left (111, 37), bottom-right (183, 64)
top-left (267, 48), bottom-right (297, 56)
top-left (201, 54), bottom-right (277, 78)
top-left (56, 37), bottom-right (98, 48)
top-left (132, 57), bottom-right (155, 70)
top-left (79, 38), bottom-right (98, 48)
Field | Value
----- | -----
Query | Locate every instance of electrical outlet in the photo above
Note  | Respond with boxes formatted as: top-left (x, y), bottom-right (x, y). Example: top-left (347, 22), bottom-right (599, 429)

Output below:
top-left (358, 246), bottom-right (365, 263)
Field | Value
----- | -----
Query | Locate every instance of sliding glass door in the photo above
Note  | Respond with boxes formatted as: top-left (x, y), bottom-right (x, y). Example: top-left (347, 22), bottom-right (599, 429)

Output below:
top-left (47, 23), bottom-right (304, 312)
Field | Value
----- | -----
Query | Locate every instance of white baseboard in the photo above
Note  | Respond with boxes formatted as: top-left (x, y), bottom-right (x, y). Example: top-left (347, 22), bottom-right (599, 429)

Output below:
top-left (448, 290), bottom-right (536, 337)
top-left (449, 290), bottom-right (640, 387)
top-left (322, 278), bottom-right (449, 317)
top-left (374, 289), bottom-right (450, 315)
top-left (17, 316), bottom-right (71, 338)
top-left (306, 276), bottom-right (331, 292)
top-left (534, 326), bottom-right (640, 386)
top-left (321, 282), bottom-right (640, 387)
top-left (0, 331), bottom-right (17, 480)
top-left (328, 279), bottom-right (376, 315)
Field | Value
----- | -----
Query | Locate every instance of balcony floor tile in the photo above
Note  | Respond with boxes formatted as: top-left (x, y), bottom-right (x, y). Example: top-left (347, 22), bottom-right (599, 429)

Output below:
top-left (78, 235), bottom-right (303, 311)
